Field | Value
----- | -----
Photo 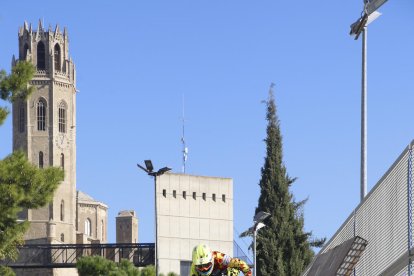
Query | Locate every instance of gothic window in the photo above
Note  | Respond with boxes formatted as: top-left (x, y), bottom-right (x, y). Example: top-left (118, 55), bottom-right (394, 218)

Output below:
top-left (37, 41), bottom-right (45, 70)
top-left (18, 104), bottom-right (25, 132)
top-left (23, 43), bottom-right (29, 60)
top-left (58, 102), bottom-right (66, 133)
top-left (39, 151), bottom-right (44, 168)
top-left (85, 218), bottom-right (91, 236)
top-left (60, 200), bottom-right (64, 221)
top-left (60, 153), bottom-right (64, 169)
top-left (37, 99), bottom-right (46, 131)
top-left (54, 44), bottom-right (61, 71)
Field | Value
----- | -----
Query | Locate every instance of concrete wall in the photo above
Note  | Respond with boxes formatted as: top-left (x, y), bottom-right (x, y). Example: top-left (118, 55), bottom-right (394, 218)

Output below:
top-left (157, 173), bottom-right (233, 275)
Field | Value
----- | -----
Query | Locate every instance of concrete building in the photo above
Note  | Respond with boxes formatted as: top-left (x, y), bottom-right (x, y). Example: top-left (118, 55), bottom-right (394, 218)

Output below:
top-left (157, 173), bottom-right (233, 275)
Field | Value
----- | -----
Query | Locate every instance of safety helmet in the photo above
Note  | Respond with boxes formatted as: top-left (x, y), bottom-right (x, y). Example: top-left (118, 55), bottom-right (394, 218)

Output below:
top-left (192, 244), bottom-right (214, 275)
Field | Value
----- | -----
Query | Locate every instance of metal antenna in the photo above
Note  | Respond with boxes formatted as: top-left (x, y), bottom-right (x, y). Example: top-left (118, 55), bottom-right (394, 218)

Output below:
top-left (181, 94), bottom-right (188, 173)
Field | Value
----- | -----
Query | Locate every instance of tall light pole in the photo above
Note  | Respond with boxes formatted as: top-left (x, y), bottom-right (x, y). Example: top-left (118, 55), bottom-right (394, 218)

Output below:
top-left (350, 0), bottom-right (387, 202)
top-left (240, 211), bottom-right (271, 276)
top-left (137, 160), bottom-right (171, 276)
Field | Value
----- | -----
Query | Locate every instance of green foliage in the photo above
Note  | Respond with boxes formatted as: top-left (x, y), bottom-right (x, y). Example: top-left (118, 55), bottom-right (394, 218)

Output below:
top-left (77, 255), bottom-right (118, 276)
top-left (76, 256), bottom-right (155, 276)
top-left (254, 86), bottom-right (324, 276)
top-left (0, 151), bottom-right (63, 260)
top-left (0, 61), bottom-right (62, 261)
top-left (0, 265), bottom-right (15, 276)
top-left (139, 265), bottom-right (155, 276)
top-left (0, 61), bottom-right (34, 126)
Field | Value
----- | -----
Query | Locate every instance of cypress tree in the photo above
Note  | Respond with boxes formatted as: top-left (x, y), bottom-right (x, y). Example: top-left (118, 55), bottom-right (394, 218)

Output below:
top-left (255, 85), bottom-right (323, 276)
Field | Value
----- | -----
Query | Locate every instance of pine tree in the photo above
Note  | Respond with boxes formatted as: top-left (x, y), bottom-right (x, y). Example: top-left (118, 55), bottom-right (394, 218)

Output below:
top-left (0, 61), bottom-right (63, 264)
top-left (255, 85), bottom-right (323, 276)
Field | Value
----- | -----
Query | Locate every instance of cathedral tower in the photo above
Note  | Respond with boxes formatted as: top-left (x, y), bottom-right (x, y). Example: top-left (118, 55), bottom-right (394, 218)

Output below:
top-left (12, 20), bottom-right (77, 244)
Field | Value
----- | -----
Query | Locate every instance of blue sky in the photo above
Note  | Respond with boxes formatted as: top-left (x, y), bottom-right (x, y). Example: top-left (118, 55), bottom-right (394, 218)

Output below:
top-left (0, 1), bottom-right (413, 258)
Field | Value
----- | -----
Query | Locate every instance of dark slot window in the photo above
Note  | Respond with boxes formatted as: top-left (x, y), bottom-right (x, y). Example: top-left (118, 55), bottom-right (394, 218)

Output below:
top-left (183, 191), bottom-right (186, 199)
top-left (193, 192), bottom-right (196, 200)
top-left (212, 194), bottom-right (216, 202)
top-left (222, 194), bottom-right (226, 202)
top-left (163, 189), bottom-right (166, 197)
top-left (60, 200), bottom-right (64, 221)
top-left (60, 153), bottom-right (64, 169)
top-left (39, 151), bottom-right (44, 168)
top-left (18, 104), bottom-right (25, 132)
top-left (202, 193), bottom-right (206, 201)
top-left (173, 190), bottom-right (176, 198)
top-left (23, 43), bottom-right (29, 60)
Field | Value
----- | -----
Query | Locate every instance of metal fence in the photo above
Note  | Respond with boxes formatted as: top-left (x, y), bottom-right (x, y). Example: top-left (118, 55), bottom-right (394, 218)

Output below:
top-left (1, 243), bottom-right (155, 269)
top-left (303, 141), bottom-right (414, 276)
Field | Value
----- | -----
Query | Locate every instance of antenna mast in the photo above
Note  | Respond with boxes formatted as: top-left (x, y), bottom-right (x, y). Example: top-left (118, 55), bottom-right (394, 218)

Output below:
top-left (181, 95), bottom-right (188, 173)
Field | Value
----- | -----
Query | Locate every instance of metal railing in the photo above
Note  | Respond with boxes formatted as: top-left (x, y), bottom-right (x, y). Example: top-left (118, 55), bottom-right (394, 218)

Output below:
top-left (1, 243), bottom-right (154, 269)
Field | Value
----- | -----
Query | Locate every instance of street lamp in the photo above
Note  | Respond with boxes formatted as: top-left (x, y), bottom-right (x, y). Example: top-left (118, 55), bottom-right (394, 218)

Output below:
top-left (349, 0), bottom-right (388, 202)
top-left (137, 160), bottom-right (171, 276)
top-left (240, 211), bottom-right (271, 276)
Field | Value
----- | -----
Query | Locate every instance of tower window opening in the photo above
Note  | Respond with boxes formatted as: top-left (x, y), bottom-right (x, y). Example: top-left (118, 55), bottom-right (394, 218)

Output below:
top-left (23, 43), bottom-right (29, 60)
top-left (183, 191), bottom-right (186, 199)
top-left (212, 193), bottom-right (216, 202)
top-left (37, 41), bottom-right (46, 70)
top-left (58, 102), bottom-right (66, 133)
top-left (193, 192), bottom-right (196, 200)
top-left (54, 44), bottom-right (61, 71)
top-left (60, 153), bottom-right (64, 169)
top-left (162, 189), bottom-right (166, 197)
top-left (18, 104), bottom-right (25, 132)
top-left (60, 200), bottom-right (64, 221)
top-left (37, 99), bottom-right (46, 131)
top-left (202, 193), bottom-right (206, 201)
top-left (222, 194), bottom-right (226, 202)
top-left (173, 190), bottom-right (177, 198)
top-left (39, 151), bottom-right (44, 169)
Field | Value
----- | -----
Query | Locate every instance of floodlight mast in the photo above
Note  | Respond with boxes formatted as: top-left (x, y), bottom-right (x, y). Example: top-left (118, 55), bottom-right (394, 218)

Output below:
top-left (137, 160), bottom-right (171, 276)
top-left (349, 0), bottom-right (387, 202)
top-left (240, 211), bottom-right (270, 276)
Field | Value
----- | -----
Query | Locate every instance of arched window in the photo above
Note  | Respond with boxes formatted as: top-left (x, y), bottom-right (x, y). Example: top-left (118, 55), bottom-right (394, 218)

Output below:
top-left (60, 153), bottom-right (64, 169)
top-left (37, 41), bottom-right (45, 70)
top-left (60, 200), bottom-right (64, 221)
top-left (39, 151), bottom-right (44, 169)
top-left (37, 99), bottom-right (46, 131)
top-left (58, 102), bottom-right (66, 133)
top-left (54, 44), bottom-right (61, 71)
top-left (85, 218), bottom-right (91, 236)
top-left (18, 104), bottom-right (25, 132)
top-left (23, 43), bottom-right (29, 60)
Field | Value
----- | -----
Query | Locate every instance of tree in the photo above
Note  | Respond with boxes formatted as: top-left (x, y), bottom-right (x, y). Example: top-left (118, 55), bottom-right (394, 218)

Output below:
top-left (0, 61), bottom-right (63, 268)
top-left (76, 256), bottom-right (168, 276)
top-left (254, 85), bottom-right (324, 276)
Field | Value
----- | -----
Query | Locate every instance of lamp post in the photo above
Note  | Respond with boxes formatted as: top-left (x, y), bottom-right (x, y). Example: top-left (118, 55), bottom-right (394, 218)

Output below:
top-left (240, 211), bottom-right (271, 276)
top-left (137, 160), bottom-right (171, 276)
top-left (349, 0), bottom-right (387, 202)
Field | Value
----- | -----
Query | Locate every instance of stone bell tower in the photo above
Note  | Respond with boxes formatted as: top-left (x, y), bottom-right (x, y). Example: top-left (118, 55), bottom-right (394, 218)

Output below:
top-left (12, 20), bottom-right (77, 244)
